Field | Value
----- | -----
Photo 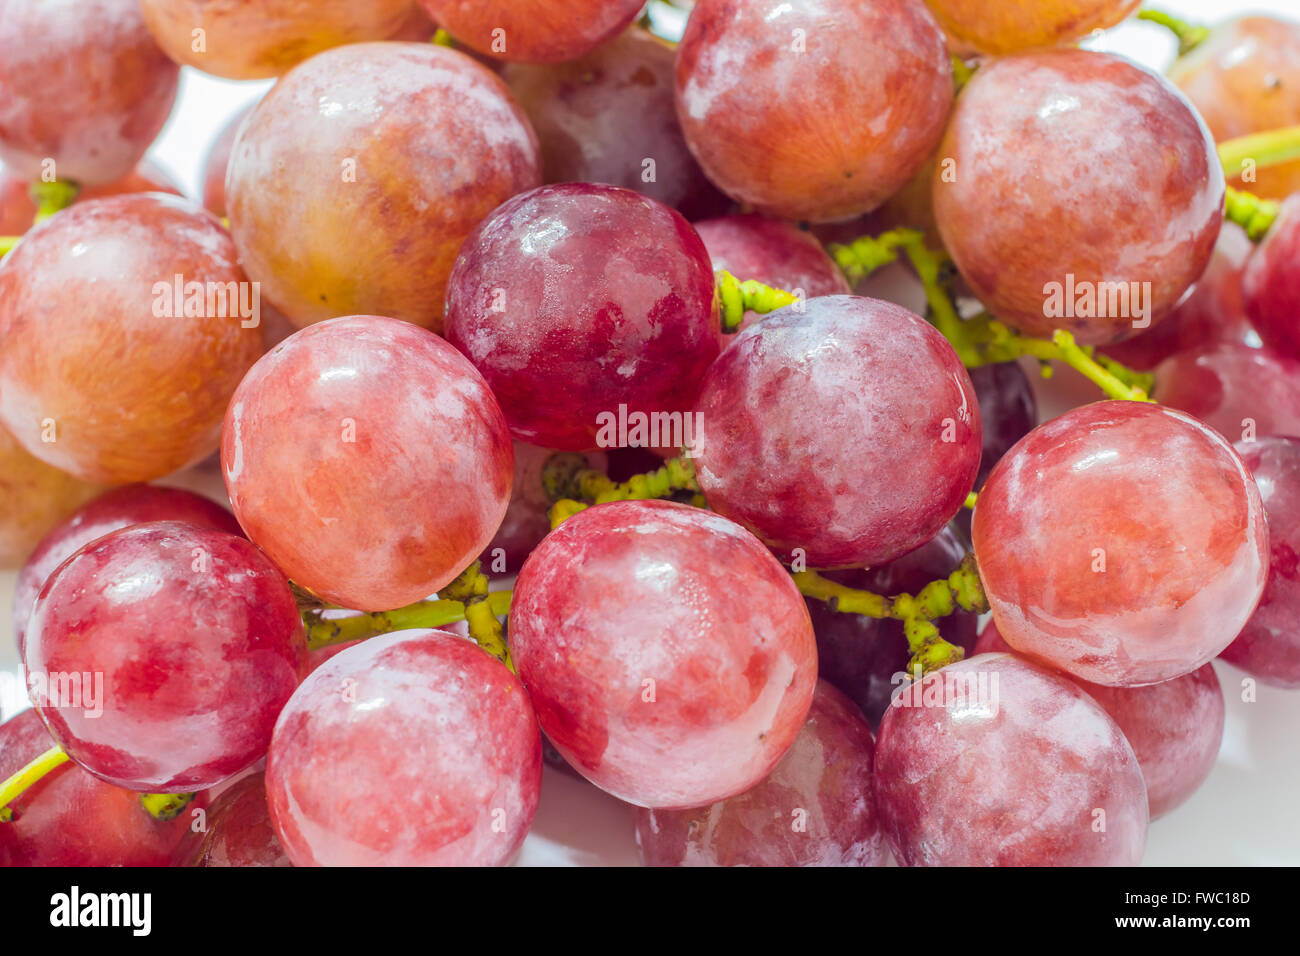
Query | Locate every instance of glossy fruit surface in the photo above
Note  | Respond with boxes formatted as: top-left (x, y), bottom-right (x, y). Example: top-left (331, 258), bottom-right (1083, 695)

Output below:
top-left (1153, 343), bottom-right (1300, 443)
top-left (201, 105), bottom-right (253, 219)
top-left (694, 295), bottom-right (981, 568)
top-left (224, 316), bottom-right (513, 612)
top-left (0, 0), bottom-right (179, 185)
top-left (225, 42), bottom-right (540, 333)
top-left (171, 774), bottom-right (289, 867)
top-left (973, 401), bottom-right (1268, 686)
top-left (266, 630), bottom-right (542, 866)
top-left (674, 0), bottom-right (952, 221)
top-left (26, 522), bottom-right (306, 792)
top-left (0, 194), bottom-right (264, 483)
top-left (874, 654), bottom-right (1148, 865)
top-left (510, 500), bottom-right (817, 809)
top-left (922, 0), bottom-right (1142, 55)
top-left (418, 0), bottom-right (646, 63)
top-left (444, 183), bottom-right (719, 451)
top-left (1243, 195), bottom-right (1300, 360)
top-left (934, 50), bottom-right (1223, 344)
top-left (635, 682), bottom-right (886, 867)
top-left (0, 427), bottom-right (103, 570)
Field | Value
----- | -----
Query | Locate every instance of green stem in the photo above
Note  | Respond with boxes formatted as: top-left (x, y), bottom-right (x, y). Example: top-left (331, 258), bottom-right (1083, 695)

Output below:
top-left (30, 180), bottom-right (79, 223)
top-left (440, 561), bottom-right (511, 668)
top-left (715, 269), bottom-right (802, 332)
top-left (951, 54), bottom-right (976, 93)
top-left (432, 28), bottom-right (456, 47)
top-left (1216, 126), bottom-right (1300, 181)
top-left (964, 491), bottom-right (978, 510)
top-left (544, 453), bottom-right (699, 528)
top-left (302, 590), bottom-right (512, 651)
top-left (0, 745), bottom-right (69, 821)
top-left (1138, 8), bottom-right (1210, 56)
top-left (1225, 186), bottom-right (1280, 241)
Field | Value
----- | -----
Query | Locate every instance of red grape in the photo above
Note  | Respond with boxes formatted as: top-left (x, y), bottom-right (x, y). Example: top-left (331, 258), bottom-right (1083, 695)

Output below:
top-left (25, 522), bottom-right (306, 792)
top-left (874, 653), bottom-right (1148, 866)
top-left (968, 362), bottom-right (1038, 491)
top-left (1243, 194), bottom-right (1300, 360)
top-left (500, 29), bottom-right (728, 220)
top-left (675, 0), bottom-right (952, 221)
top-left (1153, 343), bottom-right (1300, 444)
top-left (0, 0), bottom-right (179, 186)
top-left (222, 316), bottom-right (513, 612)
top-left (171, 774), bottom-right (289, 868)
top-left (933, 50), bottom-right (1224, 344)
top-left (694, 295), bottom-right (981, 568)
top-left (0, 194), bottom-right (264, 483)
top-left (139, 0), bottom-right (414, 80)
top-left (13, 485), bottom-right (243, 656)
top-left (973, 401), bottom-right (1268, 686)
top-left (509, 500), bottom-right (817, 809)
top-left (201, 105), bottom-right (253, 220)
top-left (976, 623), bottom-right (1224, 819)
top-left (0, 157), bottom-right (181, 234)
top-left (1170, 15), bottom-right (1300, 201)
top-left (418, 0), bottom-right (645, 64)
top-left (443, 183), bottom-right (719, 451)
top-left (0, 709), bottom-right (201, 867)
top-left (266, 630), bottom-right (542, 867)
top-left (635, 682), bottom-right (886, 867)
top-left (0, 427), bottom-right (103, 569)
top-left (225, 42), bottom-right (540, 333)
top-left (1221, 437), bottom-right (1300, 689)
top-left (809, 526), bottom-right (978, 729)
top-left (921, 0), bottom-right (1142, 55)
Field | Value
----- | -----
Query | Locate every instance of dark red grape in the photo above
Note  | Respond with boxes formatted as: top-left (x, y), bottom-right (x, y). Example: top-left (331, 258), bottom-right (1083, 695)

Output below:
top-left (509, 500), bottom-right (817, 809)
top-left (444, 183), bottom-right (719, 451)
top-left (26, 522), bottom-right (306, 792)
top-left (694, 295), bottom-right (981, 568)
top-left (675, 0), bottom-right (952, 221)
top-left (1154, 343), bottom-right (1300, 443)
top-left (171, 774), bottom-right (289, 867)
top-left (418, 0), bottom-right (646, 64)
top-left (968, 362), bottom-right (1038, 490)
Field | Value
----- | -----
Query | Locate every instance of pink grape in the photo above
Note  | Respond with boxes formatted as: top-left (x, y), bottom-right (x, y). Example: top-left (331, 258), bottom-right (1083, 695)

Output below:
top-left (933, 49), bottom-right (1224, 344)
top-left (922, 0), bottom-right (1142, 55)
top-left (1243, 194), bottom-right (1300, 360)
top-left (171, 774), bottom-right (289, 868)
top-left (0, 194), bottom-right (265, 483)
top-left (635, 682), bottom-right (886, 867)
top-left (13, 485), bottom-right (243, 656)
top-left (972, 401), bottom-right (1268, 686)
top-left (509, 500), bottom-right (817, 809)
top-left (0, 0), bottom-right (179, 186)
top-left (976, 623), bottom-right (1224, 819)
top-left (25, 522), bottom-right (306, 792)
top-left (1153, 343), bottom-right (1300, 444)
top-left (674, 0), bottom-right (952, 222)
top-left (223, 316), bottom-right (513, 612)
top-left (0, 427), bottom-right (103, 569)
top-left (0, 709), bottom-right (202, 867)
top-left (874, 654), bottom-right (1148, 865)
top-left (694, 295), bottom-right (981, 568)
top-left (1221, 437), bottom-right (1300, 689)
top-left (443, 183), bottom-right (720, 452)
top-left (266, 630), bottom-right (542, 867)
top-left (225, 42), bottom-right (540, 333)
top-left (418, 0), bottom-right (646, 64)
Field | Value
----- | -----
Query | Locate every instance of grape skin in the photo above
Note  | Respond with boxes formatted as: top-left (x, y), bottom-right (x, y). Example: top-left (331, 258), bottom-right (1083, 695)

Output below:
top-left (1154, 343), bottom-right (1300, 444)
top-left (1242, 195), bottom-right (1300, 361)
top-left (922, 0), bottom-right (1142, 56)
top-left (171, 774), bottom-right (289, 868)
top-left (509, 500), bottom-right (818, 809)
top-left (418, 0), bottom-right (646, 64)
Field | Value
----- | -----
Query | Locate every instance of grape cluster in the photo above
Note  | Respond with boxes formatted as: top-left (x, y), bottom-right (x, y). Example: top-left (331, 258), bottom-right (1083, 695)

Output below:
top-left (2, 0), bottom-right (1299, 869)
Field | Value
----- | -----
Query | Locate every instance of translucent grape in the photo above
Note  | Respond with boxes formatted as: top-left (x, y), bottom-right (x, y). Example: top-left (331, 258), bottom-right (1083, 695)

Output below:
top-left (171, 774), bottom-right (289, 867)
top-left (1242, 195), bottom-right (1300, 361)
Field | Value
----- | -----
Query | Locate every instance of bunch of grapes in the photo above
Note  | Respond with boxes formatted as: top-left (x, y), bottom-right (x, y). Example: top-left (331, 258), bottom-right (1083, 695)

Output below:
top-left (1, 0), bottom-right (1299, 869)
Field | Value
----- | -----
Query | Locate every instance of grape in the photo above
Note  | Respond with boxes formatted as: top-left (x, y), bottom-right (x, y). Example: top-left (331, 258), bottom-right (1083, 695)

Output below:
top-left (968, 362), bottom-right (1037, 491)
top-left (1153, 343), bottom-right (1300, 444)
top-left (972, 401), bottom-right (1268, 686)
top-left (933, 50), bottom-right (1224, 344)
top-left (25, 522), bottom-right (307, 792)
top-left (13, 485), bottom-right (243, 656)
top-left (443, 183), bottom-right (719, 451)
top-left (975, 624), bottom-right (1224, 819)
top-left (222, 316), bottom-right (513, 612)
top-left (808, 526), bottom-right (978, 729)
top-left (0, 427), bottom-right (103, 569)
top-left (0, 709), bottom-right (201, 867)
top-left (694, 295), bottom-right (981, 568)
top-left (1103, 222), bottom-right (1256, 371)
top-left (1221, 437), bottom-right (1300, 689)
top-left (509, 500), bottom-right (817, 809)
top-left (385, 5), bottom-right (438, 43)
top-left (1170, 15), bottom-right (1300, 201)
top-left (171, 774), bottom-right (289, 868)
top-left (418, 0), bottom-right (645, 64)
top-left (0, 0), bottom-right (179, 186)
top-left (674, 0), bottom-right (952, 222)
top-left (0, 194), bottom-right (264, 483)
top-left (201, 106), bottom-right (253, 219)
top-left (695, 214), bottom-right (850, 339)
top-left (266, 630), bottom-right (542, 867)
top-left (1243, 195), bottom-right (1300, 361)
top-left (874, 654), bottom-right (1148, 866)
top-left (139, 0), bottom-right (413, 80)
top-left (0, 158), bottom-right (181, 233)
top-left (225, 42), bottom-right (540, 333)
top-left (921, 0), bottom-right (1142, 55)
top-left (501, 29), bottom-right (727, 220)
top-left (635, 682), bottom-right (886, 867)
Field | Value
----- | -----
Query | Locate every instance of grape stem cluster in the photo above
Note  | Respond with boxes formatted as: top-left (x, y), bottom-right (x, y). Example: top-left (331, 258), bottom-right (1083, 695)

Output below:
top-left (1137, 8), bottom-right (1211, 55)
top-left (0, 744), bottom-right (193, 823)
top-left (0, 180), bottom-right (82, 256)
top-left (543, 451), bottom-right (701, 528)
top-left (715, 269), bottom-right (802, 332)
